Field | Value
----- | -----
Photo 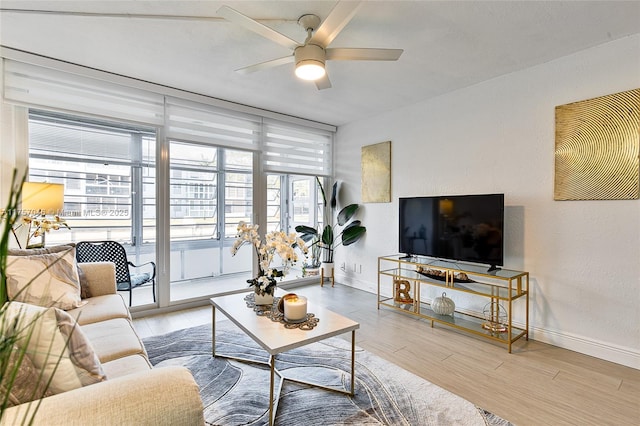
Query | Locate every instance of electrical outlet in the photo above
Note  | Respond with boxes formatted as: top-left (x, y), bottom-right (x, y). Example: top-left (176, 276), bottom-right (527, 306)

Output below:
top-left (340, 262), bottom-right (346, 271)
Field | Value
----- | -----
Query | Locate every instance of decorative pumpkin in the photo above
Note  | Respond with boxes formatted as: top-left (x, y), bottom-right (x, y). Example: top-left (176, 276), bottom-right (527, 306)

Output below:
top-left (431, 292), bottom-right (455, 316)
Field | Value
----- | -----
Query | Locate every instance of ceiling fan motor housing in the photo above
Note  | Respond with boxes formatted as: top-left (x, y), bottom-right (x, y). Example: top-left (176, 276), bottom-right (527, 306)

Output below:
top-left (295, 44), bottom-right (326, 66)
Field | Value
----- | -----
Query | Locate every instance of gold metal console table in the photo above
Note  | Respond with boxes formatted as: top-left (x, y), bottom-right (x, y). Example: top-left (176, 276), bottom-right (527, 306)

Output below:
top-left (378, 254), bottom-right (529, 353)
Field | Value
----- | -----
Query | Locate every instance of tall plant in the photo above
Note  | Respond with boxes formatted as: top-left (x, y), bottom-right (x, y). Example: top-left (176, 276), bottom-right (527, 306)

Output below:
top-left (296, 178), bottom-right (366, 264)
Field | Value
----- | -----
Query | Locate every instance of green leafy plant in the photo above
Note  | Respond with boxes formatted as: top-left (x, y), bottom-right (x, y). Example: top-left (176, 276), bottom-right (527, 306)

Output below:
top-left (296, 178), bottom-right (366, 264)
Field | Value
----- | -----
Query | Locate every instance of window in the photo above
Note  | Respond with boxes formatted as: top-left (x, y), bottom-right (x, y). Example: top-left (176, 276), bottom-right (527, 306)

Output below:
top-left (10, 57), bottom-right (335, 311)
top-left (28, 110), bottom-right (157, 304)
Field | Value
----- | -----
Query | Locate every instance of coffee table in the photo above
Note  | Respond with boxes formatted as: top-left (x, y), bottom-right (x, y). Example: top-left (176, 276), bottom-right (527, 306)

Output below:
top-left (210, 292), bottom-right (360, 426)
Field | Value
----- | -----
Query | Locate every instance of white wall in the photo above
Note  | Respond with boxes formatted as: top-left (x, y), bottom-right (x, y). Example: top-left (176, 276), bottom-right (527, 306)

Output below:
top-left (333, 34), bottom-right (640, 369)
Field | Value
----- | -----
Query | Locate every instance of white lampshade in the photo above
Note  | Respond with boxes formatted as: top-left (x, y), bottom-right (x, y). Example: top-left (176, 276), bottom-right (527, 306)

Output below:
top-left (21, 182), bottom-right (65, 215)
top-left (295, 61), bottom-right (326, 81)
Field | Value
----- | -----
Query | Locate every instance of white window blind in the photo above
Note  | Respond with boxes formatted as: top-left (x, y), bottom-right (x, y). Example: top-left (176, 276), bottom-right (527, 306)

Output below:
top-left (29, 110), bottom-right (155, 165)
top-left (263, 119), bottom-right (332, 176)
top-left (166, 97), bottom-right (261, 150)
top-left (3, 60), bottom-right (164, 126)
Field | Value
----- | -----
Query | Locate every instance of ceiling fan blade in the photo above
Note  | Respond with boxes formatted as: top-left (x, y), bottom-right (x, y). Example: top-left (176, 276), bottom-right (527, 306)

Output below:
top-left (235, 55), bottom-right (295, 75)
top-left (0, 8), bottom-right (222, 21)
top-left (315, 74), bottom-right (332, 90)
top-left (217, 6), bottom-right (299, 50)
top-left (326, 48), bottom-right (403, 61)
top-left (310, 0), bottom-right (362, 47)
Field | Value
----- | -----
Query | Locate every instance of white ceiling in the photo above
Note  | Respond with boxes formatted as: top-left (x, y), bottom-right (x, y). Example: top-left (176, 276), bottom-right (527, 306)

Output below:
top-left (1, 1), bottom-right (639, 127)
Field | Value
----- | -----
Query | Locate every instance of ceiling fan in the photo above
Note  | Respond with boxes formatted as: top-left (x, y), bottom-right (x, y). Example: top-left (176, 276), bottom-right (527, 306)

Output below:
top-left (217, 1), bottom-right (403, 90)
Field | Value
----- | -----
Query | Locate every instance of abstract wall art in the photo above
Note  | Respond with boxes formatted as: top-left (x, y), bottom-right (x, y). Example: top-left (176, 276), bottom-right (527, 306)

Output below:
top-left (554, 88), bottom-right (639, 200)
top-left (361, 140), bottom-right (391, 203)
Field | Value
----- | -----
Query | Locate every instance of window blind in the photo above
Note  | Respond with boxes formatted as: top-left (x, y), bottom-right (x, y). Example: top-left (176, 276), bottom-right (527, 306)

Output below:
top-left (166, 97), bottom-right (261, 151)
top-left (263, 119), bottom-right (332, 176)
top-left (3, 60), bottom-right (164, 126)
top-left (29, 110), bottom-right (155, 165)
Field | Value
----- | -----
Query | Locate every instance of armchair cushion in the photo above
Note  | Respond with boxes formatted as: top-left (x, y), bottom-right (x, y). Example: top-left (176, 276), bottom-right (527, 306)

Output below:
top-left (118, 272), bottom-right (151, 291)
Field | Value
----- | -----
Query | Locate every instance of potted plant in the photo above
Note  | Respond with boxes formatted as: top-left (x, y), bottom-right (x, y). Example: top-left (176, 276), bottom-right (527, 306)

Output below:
top-left (296, 178), bottom-right (366, 280)
top-left (230, 222), bottom-right (307, 305)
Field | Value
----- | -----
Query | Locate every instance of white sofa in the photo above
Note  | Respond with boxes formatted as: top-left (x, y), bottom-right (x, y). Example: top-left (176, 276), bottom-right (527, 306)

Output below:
top-left (2, 261), bottom-right (205, 425)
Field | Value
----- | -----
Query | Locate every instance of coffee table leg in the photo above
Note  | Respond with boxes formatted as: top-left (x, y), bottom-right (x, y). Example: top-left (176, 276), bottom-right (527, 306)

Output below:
top-left (269, 355), bottom-right (275, 426)
top-left (350, 330), bottom-right (355, 396)
top-left (211, 305), bottom-right (216, 357)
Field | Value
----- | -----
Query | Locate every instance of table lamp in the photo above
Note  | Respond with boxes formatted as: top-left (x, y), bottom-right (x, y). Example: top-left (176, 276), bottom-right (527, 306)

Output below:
top-left (20, 182), bottom-right (65, 248)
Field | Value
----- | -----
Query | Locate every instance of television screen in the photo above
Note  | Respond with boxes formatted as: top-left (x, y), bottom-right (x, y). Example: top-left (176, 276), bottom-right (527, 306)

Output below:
top-left (399, 194), bottom-right (504, 268)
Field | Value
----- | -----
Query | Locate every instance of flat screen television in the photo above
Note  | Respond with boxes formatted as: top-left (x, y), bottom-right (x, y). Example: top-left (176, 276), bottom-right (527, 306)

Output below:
top-left (399, 194), bottom-right (504, 270)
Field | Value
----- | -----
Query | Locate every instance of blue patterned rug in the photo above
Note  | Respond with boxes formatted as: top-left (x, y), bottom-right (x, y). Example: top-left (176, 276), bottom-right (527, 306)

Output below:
top-left (143, 321), bottom-right (513, 426)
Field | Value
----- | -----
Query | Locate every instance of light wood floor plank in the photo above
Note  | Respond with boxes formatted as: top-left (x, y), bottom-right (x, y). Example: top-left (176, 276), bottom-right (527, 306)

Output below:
top-left (133, 283), bottom-right (640, 425)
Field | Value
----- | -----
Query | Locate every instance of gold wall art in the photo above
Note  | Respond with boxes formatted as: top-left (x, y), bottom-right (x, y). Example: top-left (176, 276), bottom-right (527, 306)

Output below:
top-left (361, 141), bottom-right (391, 203)
top-left (554, 88), bottom-right (640, 200)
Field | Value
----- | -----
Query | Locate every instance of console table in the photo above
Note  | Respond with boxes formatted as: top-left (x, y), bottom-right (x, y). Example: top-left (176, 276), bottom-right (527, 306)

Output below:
top-left (377, 254), bottom-right (529, 352)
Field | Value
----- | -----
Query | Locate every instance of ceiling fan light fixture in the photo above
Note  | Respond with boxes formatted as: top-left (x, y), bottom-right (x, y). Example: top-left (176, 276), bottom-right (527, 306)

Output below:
top-left (294, 44), bottom-right (326, 81)
top-left (295, 60), bottom-right (326, 80)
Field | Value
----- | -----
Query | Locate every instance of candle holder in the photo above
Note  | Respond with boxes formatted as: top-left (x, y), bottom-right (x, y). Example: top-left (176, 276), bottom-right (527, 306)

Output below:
top-left (282, 293), bottom-right (308, 323)
top-left (244, 293), bottom-right (319, 330)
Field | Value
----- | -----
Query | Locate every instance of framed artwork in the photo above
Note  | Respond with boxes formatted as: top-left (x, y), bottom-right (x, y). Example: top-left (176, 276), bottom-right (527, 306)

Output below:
top-left (361, 141), bottom-right (391, 203)
top-left (555, 88), bottom-right (639, 200)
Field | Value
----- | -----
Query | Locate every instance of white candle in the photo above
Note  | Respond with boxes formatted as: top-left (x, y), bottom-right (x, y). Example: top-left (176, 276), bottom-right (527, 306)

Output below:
top-left (284, 295), bottom-right (307, 321)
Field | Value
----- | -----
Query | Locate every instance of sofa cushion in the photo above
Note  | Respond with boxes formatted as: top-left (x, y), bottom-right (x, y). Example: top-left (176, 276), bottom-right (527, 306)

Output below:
top-left (81, 318), bottom-right (146, 363)
top-left (67, 294), bottom-right (130, 326)
top-left (6, 247), bottom-right (84, 310)
top-left (102, 354), bottom-right (152, 379)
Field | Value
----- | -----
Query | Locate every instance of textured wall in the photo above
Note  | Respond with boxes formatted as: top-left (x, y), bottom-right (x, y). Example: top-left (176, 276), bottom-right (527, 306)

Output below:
top-left (333, 34), bottom-right (640, 368)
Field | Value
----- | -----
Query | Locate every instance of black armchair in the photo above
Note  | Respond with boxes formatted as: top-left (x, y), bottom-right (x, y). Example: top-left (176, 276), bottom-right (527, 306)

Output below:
top-left (75, 241), bottom-right (156, 306)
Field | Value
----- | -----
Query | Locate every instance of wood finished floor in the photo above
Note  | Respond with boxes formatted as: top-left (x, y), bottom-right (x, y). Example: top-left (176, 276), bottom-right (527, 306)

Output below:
top-left (133, 283), bottom-right (640, 426)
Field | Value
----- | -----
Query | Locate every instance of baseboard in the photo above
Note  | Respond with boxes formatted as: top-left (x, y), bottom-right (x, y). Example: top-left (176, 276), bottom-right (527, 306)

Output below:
top-left (530, 326), bottom-right (639, 370)
top-left (337, 274), bottom-right (639, 370)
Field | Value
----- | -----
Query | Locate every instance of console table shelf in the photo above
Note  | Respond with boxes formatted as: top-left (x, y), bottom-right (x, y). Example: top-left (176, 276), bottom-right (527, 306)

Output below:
top-left (378, 255), bottom-right (529, 352)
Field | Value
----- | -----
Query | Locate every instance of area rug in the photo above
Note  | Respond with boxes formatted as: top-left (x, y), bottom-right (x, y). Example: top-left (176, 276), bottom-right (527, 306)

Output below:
top-left (143, 322), bottom-right (513, 426)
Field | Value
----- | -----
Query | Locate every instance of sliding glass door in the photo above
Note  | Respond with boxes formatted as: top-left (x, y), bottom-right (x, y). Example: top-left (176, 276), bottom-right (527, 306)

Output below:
top-left (168, 141), bottom-right (253, 302)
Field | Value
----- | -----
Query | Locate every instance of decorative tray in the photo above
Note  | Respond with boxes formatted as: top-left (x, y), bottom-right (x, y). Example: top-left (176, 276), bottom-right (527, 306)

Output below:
top-left (416, 268), bottom-right (475, 283)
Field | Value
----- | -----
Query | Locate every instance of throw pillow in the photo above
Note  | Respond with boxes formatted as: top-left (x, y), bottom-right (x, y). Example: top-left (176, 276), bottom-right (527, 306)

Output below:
top-left (0, 345), bottom-right (52, 406)
top-left (76, 265), bottom-right (91, 299)
top-left (54, 309), bottom-right (107, 386)
top-left (7, 243), bottom-right (75, 257)
top-left (2, 302), bottom-right (83, 394)
top-left (7, 244), bottom-right (90, 299)
top-left (6, 247), bottom-right (85, 310)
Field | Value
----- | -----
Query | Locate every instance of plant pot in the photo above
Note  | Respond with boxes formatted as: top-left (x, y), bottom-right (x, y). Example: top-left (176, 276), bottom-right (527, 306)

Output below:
top-left (304, 267), bottom-right (320, 277)
top-left (321, 262), bottom-right (334, 277)
top-left (254, 292), bottom-right (274, 306)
